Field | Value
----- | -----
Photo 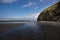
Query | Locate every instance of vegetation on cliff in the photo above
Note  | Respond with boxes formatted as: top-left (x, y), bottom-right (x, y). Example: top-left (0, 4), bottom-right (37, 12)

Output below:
top-left (37, 1), bottom-right (60, 21)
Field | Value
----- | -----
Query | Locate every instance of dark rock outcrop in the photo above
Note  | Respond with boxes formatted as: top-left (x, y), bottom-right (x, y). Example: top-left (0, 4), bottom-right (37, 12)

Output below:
top-left (37, 1), bottom-right (60, 21)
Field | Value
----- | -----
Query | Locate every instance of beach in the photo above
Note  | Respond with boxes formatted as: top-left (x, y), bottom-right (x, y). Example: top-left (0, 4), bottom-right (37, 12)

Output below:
top-left (0, 22), bottom-right (25, 33)
top-left (0, 21), bottom-right (60, 40)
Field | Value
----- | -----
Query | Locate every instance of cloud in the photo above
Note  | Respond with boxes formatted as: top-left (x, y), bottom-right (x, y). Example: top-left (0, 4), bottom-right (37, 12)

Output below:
top-left (0, 0), bottom-right (18, 3)
top-left (34, 7), bottom-right (38, 10)
top-left (21, 2), bottom-right (36, 7)
top-left (39, 0), bottom-right (60, 2)
top-left (24, 12), bottom-right (40, 20)
top-left (39, 0), bottom-right (44, 2)
top-left (0, 13), bottom-right (40, 20)
top-left (30, 13), bottom-right (40, 19)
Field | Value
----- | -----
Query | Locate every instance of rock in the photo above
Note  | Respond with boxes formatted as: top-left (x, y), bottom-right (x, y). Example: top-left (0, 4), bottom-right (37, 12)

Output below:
top-left (37, 1), bottom-right (60, 21)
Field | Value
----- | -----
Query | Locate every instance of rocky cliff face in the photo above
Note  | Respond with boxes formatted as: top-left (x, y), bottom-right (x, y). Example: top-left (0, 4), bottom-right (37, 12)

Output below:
top-left (37, 1), bottom-right (60, 21)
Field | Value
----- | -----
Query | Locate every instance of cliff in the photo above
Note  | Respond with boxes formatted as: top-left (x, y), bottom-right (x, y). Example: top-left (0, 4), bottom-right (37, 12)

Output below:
top-left (37, 1), bottom-right (60, 21)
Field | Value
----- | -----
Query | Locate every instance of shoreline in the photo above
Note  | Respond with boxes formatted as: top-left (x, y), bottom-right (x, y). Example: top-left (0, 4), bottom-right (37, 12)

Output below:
top-left (37, 21), bottom-right (60, 27)
top-left (37, 21), bottom-right (60, 40)
top-left (0, 23), bottom-right (25, 33)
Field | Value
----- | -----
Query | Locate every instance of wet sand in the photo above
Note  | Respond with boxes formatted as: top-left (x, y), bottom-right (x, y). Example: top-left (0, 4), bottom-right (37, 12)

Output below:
top-left (0, 21), bottom-right (60, 40)
top-left (38, 21), bottom-right (60, 40)
top-left (0, 23), bottom-right (25, 33)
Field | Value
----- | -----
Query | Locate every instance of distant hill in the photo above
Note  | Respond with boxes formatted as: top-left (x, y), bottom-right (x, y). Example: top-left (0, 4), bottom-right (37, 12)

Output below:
top-left (37, 1), bottom-right (60, 21)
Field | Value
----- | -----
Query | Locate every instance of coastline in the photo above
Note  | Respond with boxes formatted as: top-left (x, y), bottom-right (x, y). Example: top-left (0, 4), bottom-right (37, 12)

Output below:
top-left (37, 21), bottom-right (60, 40)
top-left (37, 21), bottom-right (60, 27)
top-left (0, 23), bottom-right (25, 33)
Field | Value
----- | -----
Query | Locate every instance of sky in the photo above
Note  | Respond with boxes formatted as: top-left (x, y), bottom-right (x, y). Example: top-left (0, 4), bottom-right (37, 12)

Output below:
top-left (0, 0), bottom-right (60, 20)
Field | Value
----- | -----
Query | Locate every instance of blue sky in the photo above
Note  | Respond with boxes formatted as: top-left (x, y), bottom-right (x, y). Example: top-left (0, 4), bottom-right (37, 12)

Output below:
top-left (0, 0), bottom-right (59, 20)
